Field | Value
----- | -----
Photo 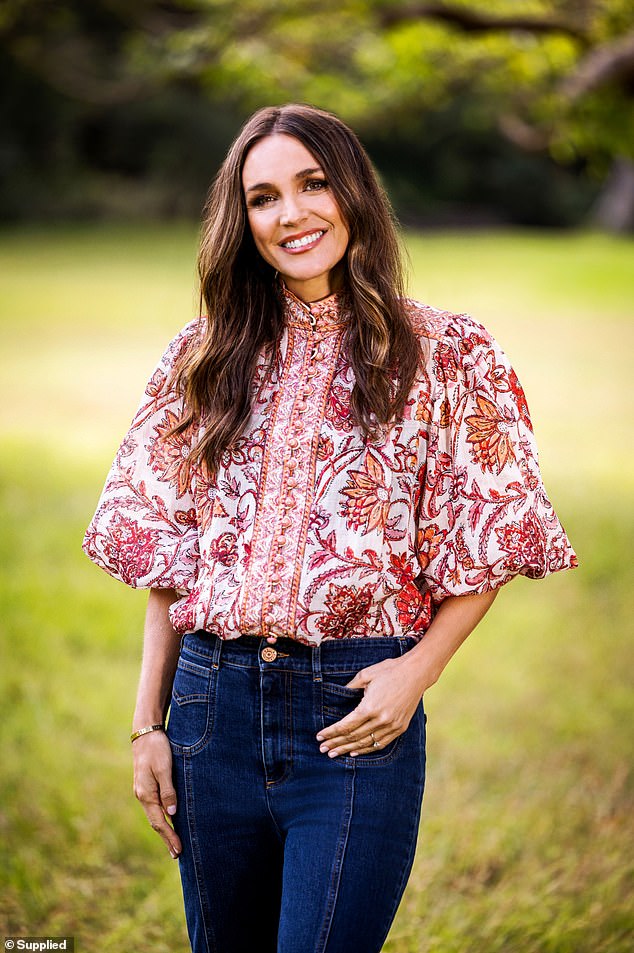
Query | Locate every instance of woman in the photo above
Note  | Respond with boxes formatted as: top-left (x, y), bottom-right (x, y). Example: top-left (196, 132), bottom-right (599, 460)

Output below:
top-left (83, 104), bottom-right (577, 953)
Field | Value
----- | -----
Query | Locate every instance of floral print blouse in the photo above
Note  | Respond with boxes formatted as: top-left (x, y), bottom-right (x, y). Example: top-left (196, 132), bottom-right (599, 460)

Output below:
top-left (83, 287), bottom-right (577, 644)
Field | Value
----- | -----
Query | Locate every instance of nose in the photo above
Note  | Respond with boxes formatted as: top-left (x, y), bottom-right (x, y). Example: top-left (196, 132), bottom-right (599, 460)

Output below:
top-left (279, 192), bottom-right (306, 227)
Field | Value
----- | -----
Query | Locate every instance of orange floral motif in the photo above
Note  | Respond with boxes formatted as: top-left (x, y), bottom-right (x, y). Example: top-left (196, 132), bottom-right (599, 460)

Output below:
top-left (433, 342), bottom-right (459, 383)
top-left (317, 435), bottom-right (334, 460)
top-left (415, 391), bottom-right (433, 424)
top-left (340, 453), bottom-right (390, 534)
top-left (508, 368), bottom-right (533, 431)
top-left (465, 395), bottom-right (516, 474)
top-left (439, 399), bottom-right (452, 429)
top-left (416, 524), bottom-right (445, 570)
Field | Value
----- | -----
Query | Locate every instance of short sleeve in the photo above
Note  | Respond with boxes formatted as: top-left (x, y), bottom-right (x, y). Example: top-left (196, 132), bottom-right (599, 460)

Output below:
top-left (82, 322), bottom-right (201, 591)
top-left (417, 314), bottom-right (577, 603)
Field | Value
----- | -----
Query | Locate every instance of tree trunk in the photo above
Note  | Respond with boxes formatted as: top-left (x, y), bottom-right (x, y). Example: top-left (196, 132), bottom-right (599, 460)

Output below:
top-left (592, 158), bottom-right (634, 233)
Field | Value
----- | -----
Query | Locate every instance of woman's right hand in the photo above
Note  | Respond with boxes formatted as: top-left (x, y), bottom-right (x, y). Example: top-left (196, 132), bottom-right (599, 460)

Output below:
top-left (133, 730), bottom-right (182, 859)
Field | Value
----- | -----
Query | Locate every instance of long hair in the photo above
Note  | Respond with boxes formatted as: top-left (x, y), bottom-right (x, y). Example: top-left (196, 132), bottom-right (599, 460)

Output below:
top-left (173, 103), bottom-right (421, 474)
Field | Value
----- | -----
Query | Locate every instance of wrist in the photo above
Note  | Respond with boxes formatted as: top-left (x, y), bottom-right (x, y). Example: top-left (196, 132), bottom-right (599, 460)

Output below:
top-left (133, 705), bottom-right (168, 730)
top-left (130, 723), bottom-right (164, 743)
top-left (403, 641), bottom-right (445, 693)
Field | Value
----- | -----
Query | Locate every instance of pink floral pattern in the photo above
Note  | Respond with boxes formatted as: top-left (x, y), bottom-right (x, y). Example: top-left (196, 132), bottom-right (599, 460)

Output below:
top-left (83, 289), bottom-right (577, 644)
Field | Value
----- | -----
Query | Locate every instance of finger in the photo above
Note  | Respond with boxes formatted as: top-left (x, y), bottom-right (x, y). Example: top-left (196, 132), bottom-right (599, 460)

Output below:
top-left (349, 733), bottom-right (393, 757)
top-left (317, 721), bottom-right (375, 753)
top-left (143, 800), bottom-right (182, 858)
top-left (319, 722), bottom-right (383, 757)
top-left (134, 773), bottom-right (182, 858)
top-left (316, 708), bottom-right (371, 744)
top-left (325, 737), bottom-right (388, 758)
top-left (344, 659), bottom-right (393, 691)
top-left (157, 769), bottom-right (178, 818)
top-left (344, 671), bottom-right (367, 690)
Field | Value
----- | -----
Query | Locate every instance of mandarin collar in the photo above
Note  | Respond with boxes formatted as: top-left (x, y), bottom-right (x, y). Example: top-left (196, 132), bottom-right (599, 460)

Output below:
top-left (281, 283), bottom-right (350, 332)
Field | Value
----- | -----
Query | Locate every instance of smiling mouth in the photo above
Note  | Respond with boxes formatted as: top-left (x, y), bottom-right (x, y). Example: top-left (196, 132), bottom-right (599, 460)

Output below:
top-left (280, 230), bottom-right (325, 251)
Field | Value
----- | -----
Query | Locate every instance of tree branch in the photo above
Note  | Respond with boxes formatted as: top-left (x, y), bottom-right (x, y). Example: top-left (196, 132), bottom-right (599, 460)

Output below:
top-left (559, 30), bottom-right (634, 100)
top-left (379, 3), bottom-right (588, 44)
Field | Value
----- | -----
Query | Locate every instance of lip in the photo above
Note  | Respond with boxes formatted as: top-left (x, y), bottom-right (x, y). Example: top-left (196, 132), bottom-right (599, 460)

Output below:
top-left (278, 229), bottom-right (326, 254)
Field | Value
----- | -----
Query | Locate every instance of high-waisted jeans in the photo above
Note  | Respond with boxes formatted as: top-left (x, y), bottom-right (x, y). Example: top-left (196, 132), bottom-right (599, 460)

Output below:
top-left (167, 631), bottom-right (427, 953)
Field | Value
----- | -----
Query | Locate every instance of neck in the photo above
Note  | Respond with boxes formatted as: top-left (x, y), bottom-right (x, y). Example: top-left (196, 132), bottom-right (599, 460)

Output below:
top-left (282, 265), bottom-right (345, 304)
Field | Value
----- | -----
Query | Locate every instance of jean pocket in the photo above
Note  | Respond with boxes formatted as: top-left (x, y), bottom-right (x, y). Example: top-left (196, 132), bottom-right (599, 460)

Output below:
top-left (167, 657), bottom-right (216, 754)
top-left (321, 678), bottom-right (364, 720)
top-left (319, 675), bottom-right (403, 768)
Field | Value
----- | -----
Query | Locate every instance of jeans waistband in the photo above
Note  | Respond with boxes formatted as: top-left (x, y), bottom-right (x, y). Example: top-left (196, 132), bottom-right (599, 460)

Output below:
top-left (181, 630), bottom-right (418, 677)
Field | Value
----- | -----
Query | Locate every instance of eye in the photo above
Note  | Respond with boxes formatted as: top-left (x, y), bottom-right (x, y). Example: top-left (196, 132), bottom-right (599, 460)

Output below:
top-left (247, 193), bottom-right (276, 209)
top-left (304, 178), bottom-right (328, 192)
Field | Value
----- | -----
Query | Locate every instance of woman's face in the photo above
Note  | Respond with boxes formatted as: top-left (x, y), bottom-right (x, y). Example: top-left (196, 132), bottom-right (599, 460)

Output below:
top-left (242, 134), bottom-right (349, 303)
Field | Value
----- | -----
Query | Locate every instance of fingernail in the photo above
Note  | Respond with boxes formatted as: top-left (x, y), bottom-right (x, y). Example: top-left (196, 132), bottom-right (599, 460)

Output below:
top-left (350, 752), bottom-right (358, 758)
top-left (170, 850), bottom-right (179, 859)
top-left (319, 744), bottom-right (329, 753)
top-left (316, 734), bottom-right (324, 741)
top-left (167, 805), bottom-right (177, 816)
top-left (328, 750), bottom-right (339, 758)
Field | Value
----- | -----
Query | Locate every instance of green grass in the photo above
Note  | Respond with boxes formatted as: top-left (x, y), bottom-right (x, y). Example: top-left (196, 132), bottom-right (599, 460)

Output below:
top-left (1, 224), bottom-right (632, 952)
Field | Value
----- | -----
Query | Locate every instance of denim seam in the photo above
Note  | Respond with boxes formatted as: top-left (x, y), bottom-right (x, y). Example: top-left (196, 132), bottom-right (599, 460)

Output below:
top-left (178, 657), bottom-right (212, 675)
top-left (181, 643), bottom-right (216, 662)
top-left (220, 659), bottom-right (260, 671)
top-left (315, 764), bottom-right (356, 953)
top-left (377, 709), bottom-right (426, 947)
top-left (264, 672), bottom-right (294, 788)
top-left (183, 753), bottom-right (216, 953)
top-left (168, 664), bottom-right (218, 757)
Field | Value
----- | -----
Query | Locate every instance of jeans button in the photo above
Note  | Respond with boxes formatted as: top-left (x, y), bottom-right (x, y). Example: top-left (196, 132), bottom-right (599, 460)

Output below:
top-left (262, 646), bottom-right (277, 662)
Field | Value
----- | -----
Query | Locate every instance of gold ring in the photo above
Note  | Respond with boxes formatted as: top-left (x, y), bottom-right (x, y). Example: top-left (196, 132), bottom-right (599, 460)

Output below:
top-left (371, 731), bottom-right (380, 748)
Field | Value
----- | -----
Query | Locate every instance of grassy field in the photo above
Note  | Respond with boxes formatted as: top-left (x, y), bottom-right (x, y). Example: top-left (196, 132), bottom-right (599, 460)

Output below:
top-left (1, 225), bottom-right (632, 952)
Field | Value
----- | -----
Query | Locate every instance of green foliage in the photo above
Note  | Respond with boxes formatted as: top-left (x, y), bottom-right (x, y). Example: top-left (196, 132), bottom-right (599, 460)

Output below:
top-left (137, 0), bottom-right (634, 166)
top-left (1, 224), bottom-right (632, 950)
top-left (3, 0), bottom-right (632, 223)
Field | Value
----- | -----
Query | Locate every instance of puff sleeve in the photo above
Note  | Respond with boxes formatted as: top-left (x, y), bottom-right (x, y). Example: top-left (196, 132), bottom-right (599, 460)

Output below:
top-left (417, 314), bottom-right (577, 603)
top-left (82, 322), bottom-right (200, 592)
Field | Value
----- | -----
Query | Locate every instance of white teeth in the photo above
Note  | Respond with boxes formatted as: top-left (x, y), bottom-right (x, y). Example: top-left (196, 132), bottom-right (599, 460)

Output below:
top-left (282, 230), bottom-right (324, 249)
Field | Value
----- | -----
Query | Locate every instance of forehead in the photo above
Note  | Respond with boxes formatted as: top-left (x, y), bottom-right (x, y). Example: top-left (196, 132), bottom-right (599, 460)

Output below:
top-left (242, 134), bottom-right (320, 188)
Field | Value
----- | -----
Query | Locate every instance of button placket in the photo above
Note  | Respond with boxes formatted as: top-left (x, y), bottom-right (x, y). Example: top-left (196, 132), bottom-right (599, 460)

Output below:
top-left (242, 298), bottom-right (346, 643)
top-left (263, 327), bottom-right (318, 629)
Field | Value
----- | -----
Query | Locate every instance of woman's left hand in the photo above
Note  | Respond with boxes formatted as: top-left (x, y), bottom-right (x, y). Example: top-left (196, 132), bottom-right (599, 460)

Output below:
top-left (316, 591), bottom-right (500, 757)
top-left (315, 654), bottom-right (427, 758)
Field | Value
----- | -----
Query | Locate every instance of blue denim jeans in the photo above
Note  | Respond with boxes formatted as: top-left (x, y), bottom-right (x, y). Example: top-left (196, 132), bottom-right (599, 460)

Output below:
top-left (167, 632), bottom-right (427, 953)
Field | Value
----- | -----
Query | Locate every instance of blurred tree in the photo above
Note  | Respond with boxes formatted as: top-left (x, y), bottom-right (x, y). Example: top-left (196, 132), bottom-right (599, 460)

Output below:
top-left (2, 0), bottom-right (633, 226)
top-left (144, 0), bottom-right (632, 227)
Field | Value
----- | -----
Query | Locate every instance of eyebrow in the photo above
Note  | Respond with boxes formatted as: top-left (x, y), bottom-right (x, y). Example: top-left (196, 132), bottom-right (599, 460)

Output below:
top-left (245, 167), bottom-right (324, 193)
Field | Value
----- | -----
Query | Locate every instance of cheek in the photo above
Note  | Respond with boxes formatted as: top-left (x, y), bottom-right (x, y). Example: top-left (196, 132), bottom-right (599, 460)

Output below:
top-left (247, 216), bottom-right (275, 261)
top-left (326, 201), bottom-right (349, 249)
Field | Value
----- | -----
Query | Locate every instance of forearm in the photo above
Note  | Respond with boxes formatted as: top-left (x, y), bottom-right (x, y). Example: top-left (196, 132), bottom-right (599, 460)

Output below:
top-left (406, 588), bottom-right (499, 693)
top-left (132, 588), bottom-right (181, 729)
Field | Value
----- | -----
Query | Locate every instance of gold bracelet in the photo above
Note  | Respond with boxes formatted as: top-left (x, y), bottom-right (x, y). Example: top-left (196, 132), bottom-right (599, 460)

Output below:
top-left (130, 724), bottom-right (164, 743)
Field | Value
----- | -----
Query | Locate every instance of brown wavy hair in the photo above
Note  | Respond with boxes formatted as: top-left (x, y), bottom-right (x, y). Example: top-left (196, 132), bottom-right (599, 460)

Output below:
top-left (173, 103), bottom-right (421, 474)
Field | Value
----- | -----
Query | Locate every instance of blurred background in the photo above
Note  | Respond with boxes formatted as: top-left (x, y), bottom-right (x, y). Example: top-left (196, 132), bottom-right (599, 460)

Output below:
top-left (2, 0), bottom-right (634, 228)
top-left (1, 1), bottom-right (632, 951)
